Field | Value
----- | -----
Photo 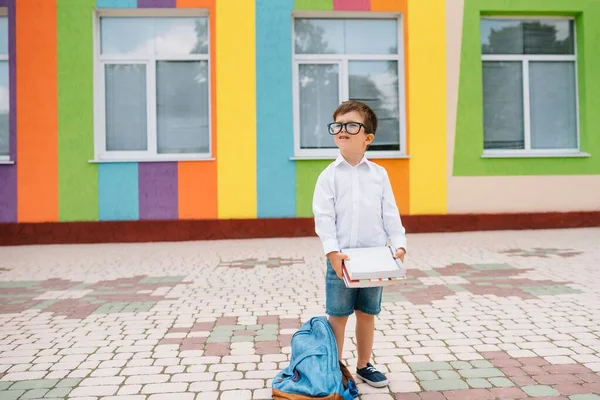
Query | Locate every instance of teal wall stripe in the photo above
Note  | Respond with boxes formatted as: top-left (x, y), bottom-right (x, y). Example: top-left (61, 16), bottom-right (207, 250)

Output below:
top-left (97, 0), bottom-right (137, 7)
top-left (256, 0), bottom-right (296, 217)
top-left (99, 163), bottom-right (139, 220)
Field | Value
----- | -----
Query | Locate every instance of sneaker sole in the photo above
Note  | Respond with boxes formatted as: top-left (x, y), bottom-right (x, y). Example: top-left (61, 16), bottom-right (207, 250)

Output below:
top-left (356, 374), bottom-right (389, 388)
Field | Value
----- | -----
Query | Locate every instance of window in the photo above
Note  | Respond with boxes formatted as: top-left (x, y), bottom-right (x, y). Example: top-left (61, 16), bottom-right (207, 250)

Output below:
top-left (293, 16), bottom-right (406, 158)
top-left (0, 13), bottom-right (8, 160)
top-left (481, 18), bottom-right (579, 154)
top-left (95, 12), bottom-right (211, 161)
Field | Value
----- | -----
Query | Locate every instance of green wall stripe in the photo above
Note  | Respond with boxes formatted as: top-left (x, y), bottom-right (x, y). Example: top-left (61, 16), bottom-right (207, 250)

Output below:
top-left (296, 160), bottom-right (330, 217)
top-left (453, 0), bottom-right (600, 176)
top-left (58, 0), bottom-right (99, 220)
top-left (294, 0), bottom-right (333, 11)
top-left (294, 1), bottom-right (334, 217)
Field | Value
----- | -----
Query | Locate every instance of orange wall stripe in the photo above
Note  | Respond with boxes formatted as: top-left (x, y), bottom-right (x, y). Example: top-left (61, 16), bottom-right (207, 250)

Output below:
top-left (371, 0), bottom-right (410, 214)
top-left (16, 0), bottom-right (58, 222)
top-left (370, 0), bottom-right (406, 12)
top-left (176, 0), bottom-right (214, 7)
top-left (375, 159), bottom-right (410, 216)
top-left (177, 3), bottom-right (218, 219)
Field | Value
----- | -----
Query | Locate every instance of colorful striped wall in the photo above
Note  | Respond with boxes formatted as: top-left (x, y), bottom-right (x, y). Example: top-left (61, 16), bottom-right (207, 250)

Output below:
top-left (0, 0), bottom-right (450, 224)
top-left (10, 0), bottom-right (598, 224)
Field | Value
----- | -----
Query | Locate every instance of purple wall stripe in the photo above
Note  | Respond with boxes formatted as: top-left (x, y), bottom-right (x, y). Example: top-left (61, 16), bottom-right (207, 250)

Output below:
top-left (139, 162), bottom-right (178, 220)
top-left (137, 0), bottom-right (175, 7)
top-left (0, 0), bottom-right (17, 222)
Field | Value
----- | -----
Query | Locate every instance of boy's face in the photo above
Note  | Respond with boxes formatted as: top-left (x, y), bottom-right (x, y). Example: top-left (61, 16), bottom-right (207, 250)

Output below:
top-left (332, 111), bottom-right (375, 154)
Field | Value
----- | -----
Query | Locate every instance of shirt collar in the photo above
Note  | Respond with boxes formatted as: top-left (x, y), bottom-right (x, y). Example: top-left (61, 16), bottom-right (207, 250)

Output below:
top-left (334, 154), bottom-right (370, 169)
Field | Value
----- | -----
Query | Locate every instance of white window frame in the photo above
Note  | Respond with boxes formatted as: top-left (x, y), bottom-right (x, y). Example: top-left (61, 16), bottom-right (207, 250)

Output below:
top-left (0, 9), bottom-right (9, 163)
top-left (292, 11), bottom-right (408, 159)
top-left (481, 16), bottom-right (582, 158)
top-left (93, 9), bottom-right (212, 163)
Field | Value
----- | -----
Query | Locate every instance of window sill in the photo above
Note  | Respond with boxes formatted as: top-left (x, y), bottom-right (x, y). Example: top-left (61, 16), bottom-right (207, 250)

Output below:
top-left (89, 157), bottom-right (215, 164)
top-left (290, 154), bottom-right (411, 161)
top-left (0, 160), bottom-right (15, 165)
top-left (481, 151), bottom-right (590, 159)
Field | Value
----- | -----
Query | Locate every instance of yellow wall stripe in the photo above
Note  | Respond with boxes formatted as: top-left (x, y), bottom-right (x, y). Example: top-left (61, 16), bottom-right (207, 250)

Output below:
top-left (408, 0), bottom-right (447, 215)
top-left (216, 0), bottom-right (257, 218)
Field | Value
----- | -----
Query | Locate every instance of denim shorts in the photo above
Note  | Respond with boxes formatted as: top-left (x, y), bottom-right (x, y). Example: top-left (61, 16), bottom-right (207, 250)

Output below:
top-left (325, 259), bottom-right (383, 317)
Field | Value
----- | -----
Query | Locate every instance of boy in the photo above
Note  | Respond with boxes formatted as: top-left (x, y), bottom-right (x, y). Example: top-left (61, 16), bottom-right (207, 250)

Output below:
top-left (312, 100), bottom-right (407, 388)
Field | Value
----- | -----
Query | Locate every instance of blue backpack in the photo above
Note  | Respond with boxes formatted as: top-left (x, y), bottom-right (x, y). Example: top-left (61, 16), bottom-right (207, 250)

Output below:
top-left (272, 316), bottom-right (360, 400)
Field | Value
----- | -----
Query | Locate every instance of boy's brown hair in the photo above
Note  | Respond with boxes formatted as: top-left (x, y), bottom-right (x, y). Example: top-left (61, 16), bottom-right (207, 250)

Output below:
top-left (333, 100), bottom-right (378, 135)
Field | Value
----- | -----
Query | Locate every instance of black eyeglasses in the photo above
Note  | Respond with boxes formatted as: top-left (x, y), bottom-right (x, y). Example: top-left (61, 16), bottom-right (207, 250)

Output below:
top-left (328, 122), bottom-right (365, 135)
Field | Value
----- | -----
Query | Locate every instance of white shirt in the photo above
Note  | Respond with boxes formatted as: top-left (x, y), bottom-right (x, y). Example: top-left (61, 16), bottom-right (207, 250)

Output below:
top-left (312, 155), bottom-right (407, 255)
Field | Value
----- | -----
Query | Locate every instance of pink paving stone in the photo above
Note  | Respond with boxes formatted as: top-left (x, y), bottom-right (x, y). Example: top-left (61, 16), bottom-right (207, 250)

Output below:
top-left (180, 343), bottom-right (204, 352)
top-left (502, 367), bottom-right (528, 376)
top-left (40, 278), bottom-right (78, 290)
top-left (492, 358), bottom-right (523, 368)
top-left (255, 346), bottom-right (281, 355)
top-left (255, 341), bottom-right (279, 348)
top-left (522, 366), bottom-right (548, 375)
top-left (519, 358), bottom-right (550, 367)
top-left (182, 337), bottom-right (206, 344)
top-left (578, 373), bottom-right (600, 383)
top-left (419, 392), bottom-right (446, 400)
top-left (584, 382), bottom-right (600, 393)
top-left (553, 384), bottom-right (590, 395)
top-left (395, 394), bottom-right (420, 400)
top-left (490, 387), bottom-right (528, 399)
top-left (280, 319), bottom-right (301, 329)
top-left (203, 343), bottom-right (230, 356)
top-left (215, 317), bottom-right (238, 326)
top-left (511, 376), bottom-right (537, 386)
top-left (168, 328), bottom-right (190, 334)
top-left (482, 351), bottom-right (511, 360)
top-left (407, 269), bottom-right (429, 278)
top-left (158, 338), bottom-right (183, 346)
top-left (278, 335), bottom-right (293, 347)
top-left (544, 365), bottom-right (592, 374)
top-left (191, 322), bottom-right (214, 331)
top-left (533, 374), bottom-right (583, 385)
top-left (257, 315), bottom-right (278, 325)
top-left (434, 263), bottom-right (473, 276)
top-left (444, 389), bottom-right (494, 400)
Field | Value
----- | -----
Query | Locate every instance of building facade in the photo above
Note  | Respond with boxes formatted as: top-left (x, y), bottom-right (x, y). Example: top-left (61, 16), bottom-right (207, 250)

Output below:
top-left (0, 0), bottom-right (599, 242)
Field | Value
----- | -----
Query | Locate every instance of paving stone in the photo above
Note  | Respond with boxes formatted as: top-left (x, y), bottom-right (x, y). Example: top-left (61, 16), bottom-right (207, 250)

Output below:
top-left (489, 377), bottom-right (514, 387)
top-left (458, 368), bottom-right (504, 379)
top-left (409, 362), bottom-right (452, 372)
top-left (0, 390), bottom-right (25, 400)
top-left (467, 378), bottom-right (492, 388)
top-left (437, 370), bottom-right (460, 380)
top-left (421, 379), bottom-right (469, 391)
top-left (9, 379), bottom-right (58, 390)
top-left (46, 387), bottom-right (72, 397)
top-left (522, 385), bottom-right (560, 397)
top-left (415, 371), bottom-right (438, 381)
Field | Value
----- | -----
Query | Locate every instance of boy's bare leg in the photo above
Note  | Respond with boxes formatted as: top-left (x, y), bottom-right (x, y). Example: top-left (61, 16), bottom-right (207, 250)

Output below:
top-left (328, 315), bottom-right (349, 361)
top-left (355, 310), bottom-right (375, 369)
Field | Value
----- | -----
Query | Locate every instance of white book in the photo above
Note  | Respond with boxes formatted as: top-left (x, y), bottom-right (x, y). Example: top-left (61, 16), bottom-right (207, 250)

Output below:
top-left (341, 246), bottom-right (405, 280)
top-left (342, 265), bottom-right (406, 288)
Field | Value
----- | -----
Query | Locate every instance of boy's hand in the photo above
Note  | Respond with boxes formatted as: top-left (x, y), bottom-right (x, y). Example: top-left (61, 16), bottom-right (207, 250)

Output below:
top-left (394, 248), bottom-right (406, 263)
top-left (327, 251), bottom-right (349, 279)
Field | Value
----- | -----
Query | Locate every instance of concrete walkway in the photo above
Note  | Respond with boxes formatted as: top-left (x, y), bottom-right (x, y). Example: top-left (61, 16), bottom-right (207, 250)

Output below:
top-left (1, 228), bottom-right (599, 399)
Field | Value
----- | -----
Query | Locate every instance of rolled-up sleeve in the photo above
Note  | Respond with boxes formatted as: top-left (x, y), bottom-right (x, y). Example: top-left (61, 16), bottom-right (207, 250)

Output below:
top-left (381, 169), bottom-right (407, 252)
top-left (313, 171), bottom-right (339, 255)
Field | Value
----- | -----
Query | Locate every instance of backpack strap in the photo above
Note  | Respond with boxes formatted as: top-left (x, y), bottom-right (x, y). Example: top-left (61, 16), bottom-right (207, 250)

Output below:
top-left (339, 362), bottom-right (360, 399)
